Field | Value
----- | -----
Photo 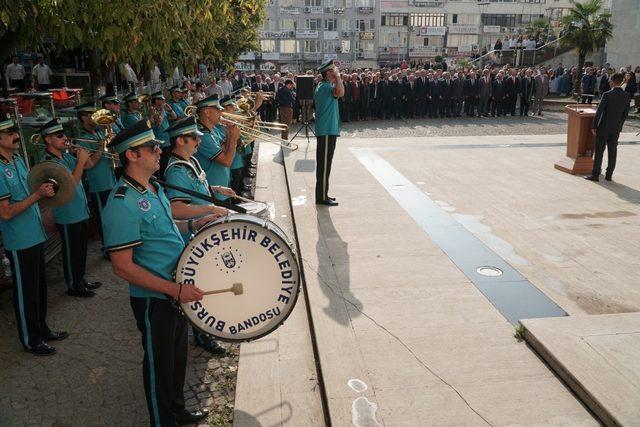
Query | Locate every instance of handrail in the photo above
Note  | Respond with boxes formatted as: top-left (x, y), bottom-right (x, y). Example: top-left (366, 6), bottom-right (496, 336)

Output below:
top-left (470, 34), bottom-right (567, 66)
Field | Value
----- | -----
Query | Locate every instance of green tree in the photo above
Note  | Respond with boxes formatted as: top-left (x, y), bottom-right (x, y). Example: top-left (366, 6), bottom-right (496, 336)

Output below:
top-left (561, 0), bottom-right (613, 91)
top-left (1, 0), bottom-right (265, 85)
top-left (525, 17), bottom-right (550, 40)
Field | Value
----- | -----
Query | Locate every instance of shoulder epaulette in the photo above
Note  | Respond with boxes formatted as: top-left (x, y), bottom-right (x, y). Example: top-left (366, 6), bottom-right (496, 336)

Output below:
top-left (114, 186), bottom-right (128, 198)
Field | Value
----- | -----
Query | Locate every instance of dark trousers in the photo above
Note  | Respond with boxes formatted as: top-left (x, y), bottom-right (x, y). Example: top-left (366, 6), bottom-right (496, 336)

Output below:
top-left (91, 190), bottom-right (111, 244)
top-left (581, 96), bottom-right (594, 104)
top-left (9, 79), bottom-right (25, 91)
top-left (131, 297), bottom-right (188, 426)
top-left (350, 101), bottom-right (360, 121)
top-left (492, 98), bottom-right (505, 116)
top-left (439, 97), bottom-right (452, 117)
top-left (465, 97), bottom-right (478, 116)
top-left (508, 94), bottom-right (518, 115)
top-left (57, 220), bottom-right (88, 291)
top-left (452, 97), bottom-right (463, 116)
top-left (592, 131), bottom-right (620, 177)
top-left (231, 167), bottom-right (244, 195)
top-left (7, 243), bottom-right (49, 349)
top-left (315, 135), bottom-right (337, 202)
top-left (478, 96), bottom-right (490, 115)
top-left (520, 97), bottom-right (531, 116)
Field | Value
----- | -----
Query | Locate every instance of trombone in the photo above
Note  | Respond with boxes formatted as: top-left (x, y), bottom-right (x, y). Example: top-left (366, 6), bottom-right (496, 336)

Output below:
top-left (184, 106), bottom-right (297, 151)
top-left (30, 134), bottom-right (120, 161)
top-left (232, 86), bottom-right (275, 99)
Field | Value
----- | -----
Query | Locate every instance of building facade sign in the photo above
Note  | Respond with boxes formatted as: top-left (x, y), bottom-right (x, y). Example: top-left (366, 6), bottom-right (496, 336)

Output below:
top-left (260, 62), bottom-right (277, 71)
top-left (483, 25), bottom-right (501, 33)
top-left (409, 46), bottom-right (440, 57)
top-left (238, 52), bottom-right (256, 60)
top-left (296, 30), bottom-right (319, 39)
top-left (358, 7), bottom-right (374, 13)
top-left (279, 6), bottom-right (299, 14)
top-left (409, 0), bottom-right (443, 7)
top-left (261, 31), bottom-right (294, 39)
top-left (262, 53), bottom-right (281, 60)
top-left (448, 24), bottom-right (479, 34)
top-left (359, 31), bottom-right (375, 40)
top-left (333, 8), bottom-right (345, 15)
top-left (234, 62), bottom-right (254, 71)
top-left (323, 53), bottom-right (338, 61)
top-left (419, 26), bottom-right (446, 36)
top-left (323, 31), bottom-right (339, 40)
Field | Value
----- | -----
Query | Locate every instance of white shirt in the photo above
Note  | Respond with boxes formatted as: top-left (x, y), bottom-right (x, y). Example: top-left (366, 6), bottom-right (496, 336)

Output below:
top-left (220, 80), bottom-right (234, 96)
top-left (206, 84), bottom-right (223, 98)
top-left (123, 63), bottom-right (138, 83)
top-left (5, 63), bottom-right (25, 80)
top-left (150, 65), bottom-right (161, 83)
top-left (32, 63), bottom-right (52, 84)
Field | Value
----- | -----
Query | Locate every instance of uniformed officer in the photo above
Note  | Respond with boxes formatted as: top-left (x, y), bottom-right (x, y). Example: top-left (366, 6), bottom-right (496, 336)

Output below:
top-left (98, 94), bottom-right (124, 133)
top-left (220, 96), bottom-right (246, 195)
top-left (39, 119), bottom-right (102, 297)
top-left (163, 116), bottom-right (234, 355)
top-left (0, 117), bottom-right (68, 355)
top-left (179, 86), bottom-right (191, 108)
top-left (149, 91), bottom-right (176, 178)
top-left (168, 85), bottom-right (185, 118)
top-left (192, 95), bottom-right (240, 203)
top-left (314, 59), bottom-right (344, 206)
top-left (102, 119), bottom-right (211, 426)
top-left (76, 103), bottom-right (116, 248)
top-left (121, 92), bottom-right (143, 129)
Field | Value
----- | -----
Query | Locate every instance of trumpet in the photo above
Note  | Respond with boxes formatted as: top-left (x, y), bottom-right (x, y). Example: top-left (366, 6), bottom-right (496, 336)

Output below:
top-left (30, 134), bottom-right (120, 160)
top-left (184, 106), bottom-right (297, 151)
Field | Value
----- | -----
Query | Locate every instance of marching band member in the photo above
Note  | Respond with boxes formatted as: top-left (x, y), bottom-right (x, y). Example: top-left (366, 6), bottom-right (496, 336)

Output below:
top-left (163, 115), bottom-right (233, 354)
top-left (149, 91), bottom-right (176, 177)
top-left (98, 94), bottom-right (124, 133)
top-left (220, 96), bottom-right (247, 195)
top-left (102, 119), bottom-right (212, 426)
top-left (121, 92), bottom-right (144, 129)
top-left (39, 119), bottom-right (103, 297)
top-left (168, 85), bottom-right (185, 118)
top-left (75, 102), bottom-right (117, 250)
top-left (179, 86), bottom-right (191, 109)
top-left (0, 117), bottom-right (68, 355)
top-left (193, 95), bottom-right (239, 203)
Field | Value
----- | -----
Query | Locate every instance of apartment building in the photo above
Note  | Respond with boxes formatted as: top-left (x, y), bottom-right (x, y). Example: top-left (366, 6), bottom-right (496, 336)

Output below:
top-left (235, 0), bottom-right (579, 72)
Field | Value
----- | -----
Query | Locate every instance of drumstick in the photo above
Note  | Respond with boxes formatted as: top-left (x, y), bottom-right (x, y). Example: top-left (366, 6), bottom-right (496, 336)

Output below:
top-left (203, 282), bottom-right (243, 296)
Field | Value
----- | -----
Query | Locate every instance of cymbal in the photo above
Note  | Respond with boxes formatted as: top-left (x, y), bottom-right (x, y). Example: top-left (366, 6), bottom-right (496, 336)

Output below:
top-left (28, 161), bottom-right (75, 208)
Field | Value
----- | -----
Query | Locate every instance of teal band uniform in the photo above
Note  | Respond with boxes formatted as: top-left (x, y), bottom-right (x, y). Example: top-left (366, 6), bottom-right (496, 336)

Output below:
top-left (77, 129), bottom-right (117, 193)
top-left (41, 151), bottom-right (90, 224)
top-left (164, 154), bottom-right (211, 241)
top-left (193, 124), bottom-right (230, 201)
top-left (231, 145), bottom-right (245, 170)
top-left (0, 154), bottom-right (47, 250)
top-left (102, 175), bottom-right (185, 299)
top-left (152, 111), bottom-right (171, 148)
top-left (178, 99), bottom-right (189, 109)
top-left (121, 111), bottom-right (144, 130)
top-left (314, 81), bottom-right (340, 136)
top-left (112, 117), bottom-right (125, 134)
top-left (169, 101), bottom-right (185, 118)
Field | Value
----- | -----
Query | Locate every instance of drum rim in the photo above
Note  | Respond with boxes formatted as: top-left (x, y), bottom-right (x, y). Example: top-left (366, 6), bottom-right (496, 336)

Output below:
top-left (176, 217), bottom-right (302, 343)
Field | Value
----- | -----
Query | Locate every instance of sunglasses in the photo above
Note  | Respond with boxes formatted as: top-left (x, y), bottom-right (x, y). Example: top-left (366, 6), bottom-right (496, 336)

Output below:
top-left (133, 140), bottom-right (161, 152)
top-left (53, 133), bottom-right (66, 139)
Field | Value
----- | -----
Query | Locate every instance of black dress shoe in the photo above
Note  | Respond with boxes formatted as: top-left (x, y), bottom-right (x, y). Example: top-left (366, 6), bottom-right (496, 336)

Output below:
top-left (85, 281), bottom-right (102, 290)
top-left (28, 341), bottom-right (56, 356)
top-left (605, 175), bottom-right (612, 181)
top-left (195, 338), bottom-right (226, 355)
top-left (584, 175), bottom-right (599, 182)
top-left (46, 331), bottom-right (69, 341)
top-left (326, 196), bottom-right (336, 201)
top-left (176, 408), bottom-right (209, 425)
top-left (67, 288), bottom-right (95, 298)
top-left (316, 199), bottom-right (339, 206)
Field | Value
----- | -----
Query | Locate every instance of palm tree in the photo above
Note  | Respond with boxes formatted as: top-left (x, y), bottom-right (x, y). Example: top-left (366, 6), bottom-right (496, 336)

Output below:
top-left (525, 17), bottom-right (550, 40)
top-left (561, 0), bottom-right (613, 94)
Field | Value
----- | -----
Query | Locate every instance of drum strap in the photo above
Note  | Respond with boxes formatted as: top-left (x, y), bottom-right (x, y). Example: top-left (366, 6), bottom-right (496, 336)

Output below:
top-left (165, 158), bottom-right (210, 195)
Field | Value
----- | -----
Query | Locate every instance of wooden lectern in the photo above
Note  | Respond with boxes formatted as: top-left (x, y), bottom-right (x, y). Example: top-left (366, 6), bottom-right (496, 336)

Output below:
top-left (554, 105), bottom-right (597, 174)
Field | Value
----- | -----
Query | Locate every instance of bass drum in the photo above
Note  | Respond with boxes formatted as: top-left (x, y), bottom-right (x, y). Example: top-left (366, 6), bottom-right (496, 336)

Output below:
top-left (176, 214), bottom-right (300, 342)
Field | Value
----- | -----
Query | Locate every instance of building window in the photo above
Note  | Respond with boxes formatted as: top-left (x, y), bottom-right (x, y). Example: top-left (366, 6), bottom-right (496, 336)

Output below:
top-left (446, 34), bottom-right (478, 48)
top-left (279, 0), bottom-right (295, 5)
top-left (304, 40), bottom-right (320, 52)
top-left (324, 40), bottom-right (339, 51)
top-left (423, 37), bottom-right (429, 46)
top-left (325, 0), bottom-right (335, 6)
top-left (325, 18), bottom-right (337, 30)
top-left (280, 40), bottom-right (299, 53)
top-left (481, 14), bottom-right (517, 27)
top-left (341, 39), bottom-right (351, 53)
top-left (381, 14), bottom-right (408, 26)
top-left (260, 40), bottom-right (276, 53)
top-left (304, 18), bottom-right (321, 30)
top-left (410, 13), bottom-right (445, 27)
top-left (355, 19), bottom-right (375, 31)
top-left (452, 14), bottom-right (458, 24)
top-left (341, 20), bottom-right (351, 30)
top-left (304, 0), bottom-right (321, 6)
top-left (356, 40), bottom-right (375, 51)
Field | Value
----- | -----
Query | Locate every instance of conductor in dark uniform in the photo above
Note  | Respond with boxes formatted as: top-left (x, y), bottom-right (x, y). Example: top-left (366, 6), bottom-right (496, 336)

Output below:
top-left (585, 73), bottom-right (630, 182)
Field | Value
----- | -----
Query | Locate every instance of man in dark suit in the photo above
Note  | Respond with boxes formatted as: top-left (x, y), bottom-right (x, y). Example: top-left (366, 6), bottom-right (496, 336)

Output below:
top-left (382, 76), bottom-right (393, 120)
top-left (349, 74), bottom-right (361, 121)
top-left (427, 72), bottom-right (437, 118)
top-left (360, 76), bottom-right (371, 120)
top-left (437, 72), bottom-right (453, 118)
top-left (585, 73), bottom-right (630, 182)
top-left (491, 72), bottom-right (507, 117)
top-left (340, 75), bottom-right (351, 122)
top-left (463, 71), bottom-right (480, 117)
top-left (505, 70), bottom-right (520, 116)
top-left (403, 75), bottom-right (417, 118)
top-left (519, 69), bottom-right (536, 116)
top-left (451, 71), bottom-right (465, 117)
top-left (478, 69), bottom-right (492, 117)
top-left (391, 76), bottom-right (403, 119)
top-left (415, 70), bottom-right (427, 118)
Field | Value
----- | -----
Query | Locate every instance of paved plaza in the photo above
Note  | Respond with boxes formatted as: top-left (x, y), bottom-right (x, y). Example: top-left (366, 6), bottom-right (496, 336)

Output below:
top-left (1, 112), bottom-right (639, 426)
